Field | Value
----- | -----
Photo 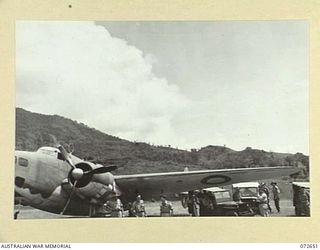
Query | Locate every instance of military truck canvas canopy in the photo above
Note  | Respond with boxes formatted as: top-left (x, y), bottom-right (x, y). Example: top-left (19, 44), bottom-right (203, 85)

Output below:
top-left (180, 187), bottom-right (227, 195)
top-left (202, 187), bottom-right (228, 192)
top-left (232, 182), bottom-right (259, 188)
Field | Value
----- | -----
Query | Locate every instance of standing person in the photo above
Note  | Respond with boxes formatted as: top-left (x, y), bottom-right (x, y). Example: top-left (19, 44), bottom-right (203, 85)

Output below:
top-left (257, 188), bottom-right (269, 217)
top-left (271, 182), bottom-right (281, 213)
top-left (185, 191), bottom-right (194, 216)
top-left (190, 192), bottom-right (200, 217)
top-left (185, 191), bottom-right (200, 216)
top-left (199, 190), bottom-right (215, 216)
top-left (111, 198), bottom-right (124, 217)
top-left (127, 202), bottom-right (135, 217)
top-left (259, 183), bottom-right (272, 213)
top-left (160, 195), bottom-right (173, 217)
top-left (131, 195), bottom-right (146, 217)
top-left (233, 187), bottom-right (241, 202)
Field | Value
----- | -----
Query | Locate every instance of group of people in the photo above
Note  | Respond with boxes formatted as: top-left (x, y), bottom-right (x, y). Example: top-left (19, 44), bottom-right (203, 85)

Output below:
top-left (103, 181), bottom-right (284, 218)
top-left (107, 194), bottom-right (173, 217)
top-left (257, 182), bottom-right (281, 217)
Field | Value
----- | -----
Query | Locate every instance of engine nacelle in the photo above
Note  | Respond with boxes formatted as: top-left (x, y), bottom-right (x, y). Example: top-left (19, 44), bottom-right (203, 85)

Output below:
top-left (92, 172), bottom-right (115, 186)
top-left (69, 161), bottom-right (116, 204)
top-left (75, 162), bottom-right (115, 186)
top-left (76, 181), bottom-right (114, 204)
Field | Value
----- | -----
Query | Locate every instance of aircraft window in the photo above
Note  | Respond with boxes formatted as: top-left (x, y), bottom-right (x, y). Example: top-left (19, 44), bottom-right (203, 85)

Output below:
top-left (18, 157), bottom-right (28, 167)
top-left (15, 156), bottom-right (17, 164)
top-left (15, 177), bottom-right (25, 188)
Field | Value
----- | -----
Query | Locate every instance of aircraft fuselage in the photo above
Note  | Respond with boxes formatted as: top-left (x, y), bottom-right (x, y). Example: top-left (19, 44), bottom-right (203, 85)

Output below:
top-left (14, 147), bottom-right (114, 216)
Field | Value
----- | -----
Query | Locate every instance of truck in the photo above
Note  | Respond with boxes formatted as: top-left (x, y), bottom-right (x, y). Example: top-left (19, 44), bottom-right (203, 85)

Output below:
top-left (292, 182), bottom-right (310, 216)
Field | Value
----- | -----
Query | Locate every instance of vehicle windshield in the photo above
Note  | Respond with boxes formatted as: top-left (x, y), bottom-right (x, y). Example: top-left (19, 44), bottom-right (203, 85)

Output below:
top-left (239, 187), bottom-right (258, 197)
top-left (214, 191), bottom-right (232, 203)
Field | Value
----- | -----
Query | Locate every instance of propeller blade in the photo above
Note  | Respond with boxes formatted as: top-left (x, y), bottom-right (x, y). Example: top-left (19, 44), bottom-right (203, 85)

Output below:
top-left (58, 145), bottom-right (75, 169)
top-left (61, 180), bottom-right (78, 215)
top-left (68, 143), bottom-right (75, 154)
top-left (87, 165), bottom-right (117, 175)
top-left (105, 165), bottom-right (117, 172)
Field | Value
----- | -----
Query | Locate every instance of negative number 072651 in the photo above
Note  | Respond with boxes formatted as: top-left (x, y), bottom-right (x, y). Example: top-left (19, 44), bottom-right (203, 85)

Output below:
top-left (300, 244), bottom-right (318, 248)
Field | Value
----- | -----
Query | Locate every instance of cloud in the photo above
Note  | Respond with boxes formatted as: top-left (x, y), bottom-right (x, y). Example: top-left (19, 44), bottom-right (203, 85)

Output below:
top-left (16, 21), bottom-right (308, 154)
top-left (16, 21), bottom-right (189, 146)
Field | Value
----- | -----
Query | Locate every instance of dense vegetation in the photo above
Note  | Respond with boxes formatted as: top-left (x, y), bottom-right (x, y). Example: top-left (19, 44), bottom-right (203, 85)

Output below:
top-left (16, 108), bottom-right (309, 177)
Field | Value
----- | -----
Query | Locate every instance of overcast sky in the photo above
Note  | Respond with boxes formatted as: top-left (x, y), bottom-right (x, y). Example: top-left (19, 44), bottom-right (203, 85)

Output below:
top-left (16, 21), bottom-right (308, 154)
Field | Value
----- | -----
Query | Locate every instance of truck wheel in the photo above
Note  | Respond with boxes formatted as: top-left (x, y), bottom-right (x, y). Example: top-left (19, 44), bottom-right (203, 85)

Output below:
top-left (248, 208), bottom-right (254, 216)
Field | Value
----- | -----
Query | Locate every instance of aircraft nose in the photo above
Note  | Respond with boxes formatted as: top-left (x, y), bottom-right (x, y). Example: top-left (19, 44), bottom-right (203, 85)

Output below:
top-left (15, 153), bottom-right (30, 167)
top-left (14, 152), bottom-right (29, 185)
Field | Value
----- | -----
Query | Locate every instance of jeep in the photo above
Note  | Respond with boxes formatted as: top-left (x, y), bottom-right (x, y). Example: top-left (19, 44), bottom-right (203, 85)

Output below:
top-left (232, 182), bottom-right (260, 214)
top-left (182, 187), bottom-right (254, 216)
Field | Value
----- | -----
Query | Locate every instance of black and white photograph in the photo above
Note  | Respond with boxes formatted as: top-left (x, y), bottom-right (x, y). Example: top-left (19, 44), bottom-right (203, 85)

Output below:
top-left (14, 20), bottom-right (309, 220)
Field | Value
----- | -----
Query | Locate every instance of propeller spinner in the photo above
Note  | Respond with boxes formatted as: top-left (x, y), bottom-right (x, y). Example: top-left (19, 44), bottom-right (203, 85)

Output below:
top-left (71, 168), bottom-right (84, 181)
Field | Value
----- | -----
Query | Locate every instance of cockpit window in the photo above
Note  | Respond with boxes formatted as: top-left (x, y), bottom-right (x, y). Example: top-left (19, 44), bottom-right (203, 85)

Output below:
top-left (39, 148), bottom-right (57, 155)
top-left (38, 147), bottom-right (62, 159)
top-left (57, 152), bottom-right (65, 161)
top-left (18, 157), bottom-right (28, 167)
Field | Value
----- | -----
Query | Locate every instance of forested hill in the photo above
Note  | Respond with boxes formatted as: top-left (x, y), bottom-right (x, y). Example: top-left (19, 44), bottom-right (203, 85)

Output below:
top-left (16, 108), bottom-right (309, 176)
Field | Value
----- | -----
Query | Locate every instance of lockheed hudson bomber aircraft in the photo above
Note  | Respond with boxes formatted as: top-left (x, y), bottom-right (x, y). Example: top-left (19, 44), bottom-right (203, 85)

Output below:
top-left (15, 145), bottom-right (299, 217)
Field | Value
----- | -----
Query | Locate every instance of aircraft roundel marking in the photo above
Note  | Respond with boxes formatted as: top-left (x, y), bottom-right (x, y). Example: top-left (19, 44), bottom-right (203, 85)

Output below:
top-left (201, 175), bottom-right (231, 185)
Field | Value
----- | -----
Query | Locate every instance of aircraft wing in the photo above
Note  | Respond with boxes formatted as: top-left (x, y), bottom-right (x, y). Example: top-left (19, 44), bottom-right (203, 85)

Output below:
top-left (115, 166), bottom-right (298, 201)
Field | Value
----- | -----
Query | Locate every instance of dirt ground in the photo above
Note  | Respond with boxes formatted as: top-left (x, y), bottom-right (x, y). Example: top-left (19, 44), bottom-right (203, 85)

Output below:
top-left (14, 198), bottom-right (296, 219)
top-left (144, 199), bottom-right (296, 217)
top-left (14, 178), bottom-right (303, 219)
